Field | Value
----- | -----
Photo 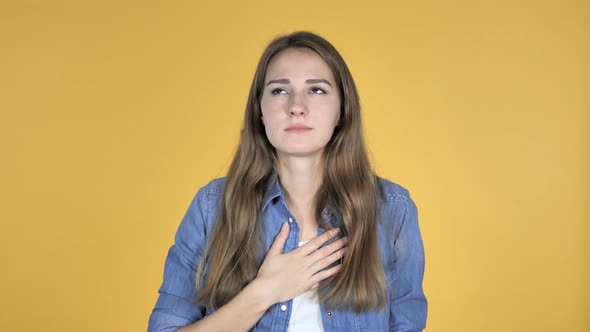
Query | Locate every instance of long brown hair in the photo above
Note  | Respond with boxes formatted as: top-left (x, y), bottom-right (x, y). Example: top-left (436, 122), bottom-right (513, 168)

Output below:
top-left (196, 31), bottom-right (386, 313)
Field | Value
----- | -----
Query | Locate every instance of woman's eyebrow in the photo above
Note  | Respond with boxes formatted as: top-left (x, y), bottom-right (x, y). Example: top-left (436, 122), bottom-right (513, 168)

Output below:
top-left (266, 79), bottom-right (290, 86)
top-left (305, 79), bottom-right (332, 86)
top-left (266, 78), bottom-right (332, 86)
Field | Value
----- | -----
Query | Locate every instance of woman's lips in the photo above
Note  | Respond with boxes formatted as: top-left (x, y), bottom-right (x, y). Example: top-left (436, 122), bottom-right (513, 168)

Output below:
top-left (285, 125), bottom-right (312, 133)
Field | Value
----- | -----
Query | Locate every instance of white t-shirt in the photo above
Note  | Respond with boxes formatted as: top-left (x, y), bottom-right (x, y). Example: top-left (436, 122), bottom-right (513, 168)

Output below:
top-left (287, 241), bottom-right (325, 332)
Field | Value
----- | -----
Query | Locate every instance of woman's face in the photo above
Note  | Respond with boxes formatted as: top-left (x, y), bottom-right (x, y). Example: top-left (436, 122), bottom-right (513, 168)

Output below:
top-left (260, 48), bottom-right (341, 160)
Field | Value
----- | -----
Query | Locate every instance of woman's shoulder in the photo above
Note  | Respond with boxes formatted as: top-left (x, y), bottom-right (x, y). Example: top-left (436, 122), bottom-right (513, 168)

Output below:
top-left (374, 177), bottom-right (420, 239)
top-left (199, 177), bottom-right (226, 196)
top-left (188, 177), bottom-right (225, 208)
top-left (376, 176), bottom-right (413, 204)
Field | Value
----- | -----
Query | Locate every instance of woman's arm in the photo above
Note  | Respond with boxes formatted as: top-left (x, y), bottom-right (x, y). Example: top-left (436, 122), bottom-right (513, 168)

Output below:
top-left (177, 223), bottom-right (346, 332)
top-left (389, 193), bottom-right (428, 331)
top-left (176, 278), bottom-right (271, 332)
top-left (148, 186), bottom-right (211, 331)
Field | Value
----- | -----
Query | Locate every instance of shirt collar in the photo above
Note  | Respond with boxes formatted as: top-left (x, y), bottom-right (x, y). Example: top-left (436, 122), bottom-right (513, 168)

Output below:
top-left (261, 169), bottom-right (282, 211)
top-left (260, 169), bottom-right (334, 222)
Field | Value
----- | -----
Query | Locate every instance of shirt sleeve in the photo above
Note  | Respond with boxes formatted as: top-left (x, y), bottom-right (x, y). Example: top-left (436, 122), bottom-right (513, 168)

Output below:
top-left (389, 193), bottom-right (428, 332)
top-left (148, 186), bottom-right (210, 331)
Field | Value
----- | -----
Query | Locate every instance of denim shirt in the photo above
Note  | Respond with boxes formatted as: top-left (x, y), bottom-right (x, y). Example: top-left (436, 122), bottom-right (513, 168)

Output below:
top-left (148, 176), bottom-right (427, 331)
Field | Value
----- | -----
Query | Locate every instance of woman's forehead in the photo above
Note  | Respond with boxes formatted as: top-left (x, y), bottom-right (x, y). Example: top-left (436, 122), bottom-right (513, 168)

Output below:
top-left (265, 48), bottom-right (335, 82)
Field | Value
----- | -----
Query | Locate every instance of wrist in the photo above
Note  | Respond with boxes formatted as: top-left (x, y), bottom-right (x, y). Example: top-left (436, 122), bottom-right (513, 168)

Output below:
top-left (245, 278), bottom-right (276, 314)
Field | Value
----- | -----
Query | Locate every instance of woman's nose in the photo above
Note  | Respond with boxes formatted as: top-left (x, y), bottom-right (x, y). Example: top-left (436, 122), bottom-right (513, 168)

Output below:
top-left (288, 93), bottom-right (307, 116)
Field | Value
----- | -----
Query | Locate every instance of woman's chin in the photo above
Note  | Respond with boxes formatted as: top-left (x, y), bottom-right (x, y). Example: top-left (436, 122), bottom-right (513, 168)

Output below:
top-left (276, 147), bottom-right (325, 159)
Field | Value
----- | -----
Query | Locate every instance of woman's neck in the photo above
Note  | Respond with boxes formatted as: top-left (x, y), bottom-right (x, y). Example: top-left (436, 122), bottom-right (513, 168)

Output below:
top-left (276, 154), bottom-right (323, 239)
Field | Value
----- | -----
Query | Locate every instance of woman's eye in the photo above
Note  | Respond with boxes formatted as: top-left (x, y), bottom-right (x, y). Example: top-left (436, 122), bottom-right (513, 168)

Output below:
top-left (310, 88), bottom-right (325, 94)
top-left (271, 88), bottom-right (286, 95)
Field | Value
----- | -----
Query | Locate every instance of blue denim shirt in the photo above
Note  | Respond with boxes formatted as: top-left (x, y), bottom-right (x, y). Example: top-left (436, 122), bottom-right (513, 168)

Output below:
top-left (148, 176), bottom-right (427, 331)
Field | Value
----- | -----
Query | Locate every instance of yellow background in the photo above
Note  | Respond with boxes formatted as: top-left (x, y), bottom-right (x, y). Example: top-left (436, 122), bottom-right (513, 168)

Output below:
top-left (1, 0), bottom-right (588, 331)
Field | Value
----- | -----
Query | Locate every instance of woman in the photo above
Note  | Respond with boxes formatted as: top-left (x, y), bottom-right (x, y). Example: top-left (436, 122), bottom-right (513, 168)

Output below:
top-left (148, 31), bottom-right (427, 331)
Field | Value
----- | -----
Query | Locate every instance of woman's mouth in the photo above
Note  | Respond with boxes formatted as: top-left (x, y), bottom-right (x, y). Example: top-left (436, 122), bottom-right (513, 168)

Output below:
top-left (286, 125), bottom-right (312, 133)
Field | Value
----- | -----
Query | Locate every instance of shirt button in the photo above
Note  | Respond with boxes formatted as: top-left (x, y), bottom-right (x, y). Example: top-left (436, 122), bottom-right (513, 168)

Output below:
top-left (288, 218), bottom-right (294, 223)
top-left (326, 310), bottom-right (332, 317)
top-left (280, 304), bottom-right (287, 312)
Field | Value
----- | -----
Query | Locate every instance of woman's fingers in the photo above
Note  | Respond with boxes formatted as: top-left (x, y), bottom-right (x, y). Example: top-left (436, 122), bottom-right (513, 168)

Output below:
top-left (308, 246), bottom-right (346, 275)
top-left (267, 222), bottom-right (290, 257)
top-left (309, 264), bottom-right (343, 286)
top-left (297, 228), bottom-right (341, 256)
top-left (308, 236), bottom-right (348, 262)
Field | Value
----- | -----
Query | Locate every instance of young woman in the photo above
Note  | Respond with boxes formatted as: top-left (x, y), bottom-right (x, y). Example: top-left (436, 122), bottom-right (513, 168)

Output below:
top-left (148, 31), bottom-right (427, 332)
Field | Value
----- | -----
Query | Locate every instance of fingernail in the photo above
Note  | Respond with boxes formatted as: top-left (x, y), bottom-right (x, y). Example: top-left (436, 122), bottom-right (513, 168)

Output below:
top-left (282, 222), bottom-right (288, 231)
top-left (330, 228), bottom-right (340, 235)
